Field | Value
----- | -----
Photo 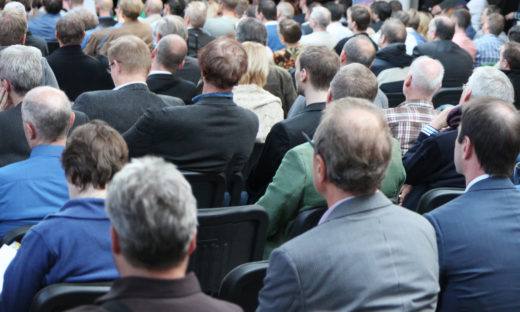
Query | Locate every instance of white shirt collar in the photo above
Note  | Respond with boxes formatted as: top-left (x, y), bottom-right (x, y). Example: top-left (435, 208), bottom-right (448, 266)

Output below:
top-left (465, 174), bottom-right (491, 192)
top-left (113, 81), bottom-right (147, 91)
top-left (148, 70), bottom-right (172, 76)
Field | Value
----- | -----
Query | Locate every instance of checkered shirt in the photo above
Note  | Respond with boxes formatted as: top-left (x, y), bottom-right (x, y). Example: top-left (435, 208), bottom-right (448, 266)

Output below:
top-left (384, 100), bottom-right (439, 156)
top-left (474, 34), bottom-right (503, 67)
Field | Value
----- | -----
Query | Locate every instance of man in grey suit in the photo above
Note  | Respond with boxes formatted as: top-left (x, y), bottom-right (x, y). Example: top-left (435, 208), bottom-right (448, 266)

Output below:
top-left (257, 97), bottom-right (439, 311)
top-left (73, 35), bottom-right (183, 133)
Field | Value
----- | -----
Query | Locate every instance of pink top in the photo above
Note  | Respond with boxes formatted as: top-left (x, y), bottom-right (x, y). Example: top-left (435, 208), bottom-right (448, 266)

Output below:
top-left (453, 32), bottom-right (476, 62)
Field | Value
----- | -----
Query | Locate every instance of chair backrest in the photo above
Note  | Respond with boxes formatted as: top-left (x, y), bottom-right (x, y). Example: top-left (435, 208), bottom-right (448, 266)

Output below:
top-left (182, 171), bottom-right (226, 208)
top-left (432, 87), bottom-right (463, 108)
top-left (384, 92), bottom-right (406, 108)
top-left (188, 205), bottom-right (268, 295)
top-left (218, 260), bottom-right (269, 312)
top-left (289, 207), bottom-right (327, 239)
top-left (30, 282), bottom-right (112, 312)
top-left (1, 225), bottom-right (33, 245)
top-left (416, 187), bottom-right (465, 214)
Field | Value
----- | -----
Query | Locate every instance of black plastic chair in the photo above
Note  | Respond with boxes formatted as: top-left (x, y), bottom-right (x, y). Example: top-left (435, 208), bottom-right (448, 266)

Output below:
top-left (384, 92), bottom-right (406, 108)
top-left (188, 205), bottom-right (268, 295)
top-left (0, 225), bottom-right (33, 245)
top-left (182, 171), bottom-right (226, 208)
top-left (219, 260), bottom-right (269, 312)
top-left (288, 207), bottom-right (327, 239)
top-left (416, 187), bottom-right (465, 214)
top-left (30, 282), bottom-right (112, 312)
top-left (432, 87), bottom-right (463, 108)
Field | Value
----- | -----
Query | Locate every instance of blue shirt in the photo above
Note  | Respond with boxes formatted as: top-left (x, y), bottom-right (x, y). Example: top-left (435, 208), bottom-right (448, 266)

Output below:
top-left (0, 198), bottom-right (118, 312)
top-left (28, 13), bottom-right (61, 41)
top-left (0, 145), bottom-right (69, 237)
top-left (474, 34), bottom-right (503, 67)
top-left (266, 22), bottom-right (285, 52)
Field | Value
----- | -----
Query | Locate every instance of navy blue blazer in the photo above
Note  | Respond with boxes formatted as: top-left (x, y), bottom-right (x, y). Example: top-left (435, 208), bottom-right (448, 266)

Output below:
top-left (425, 177), bottom-right (520, 312)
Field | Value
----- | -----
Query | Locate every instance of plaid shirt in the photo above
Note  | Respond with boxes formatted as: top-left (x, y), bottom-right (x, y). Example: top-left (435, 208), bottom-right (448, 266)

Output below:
top-left (384, 100), bottom-right (439, 156)
top-left (474, 34), bottom-right (503, 67)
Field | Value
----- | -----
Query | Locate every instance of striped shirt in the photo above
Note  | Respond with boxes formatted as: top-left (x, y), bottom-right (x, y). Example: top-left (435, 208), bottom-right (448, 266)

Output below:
top-left (474, 34), bottom-right (503, 67)
top-left (384, 100), bottom-right (439, 156)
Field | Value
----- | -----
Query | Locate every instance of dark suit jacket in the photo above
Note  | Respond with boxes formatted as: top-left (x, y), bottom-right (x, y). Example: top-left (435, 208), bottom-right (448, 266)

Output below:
top-left (73, 83), bottom-right (184, 133)
top-left (174, 56), bottom-right (201, 86)
top-left (47, 45), bottom-right (114, 100)
top-left (147, 73), bottom-right (197, 104)
top-left (504, 69), bottom-right (520, 109)
top-left (413, 40), bottom-right (473, 88)
top-left (0, 103), bottom-right (89, 168)
top-left (98, 16), bottom-right (117, 28)
top-left (425, 177), bottom-right (520, 312)
top-left (123, 95), bottom-right (258, 173)
top-left (402, 130), bottom-right (465, 210)
top-left (248, 102), bottom-right (325, 201)
top-left (187, 28), bottom-right (215, 58)
top-left (25, 31), bottom-right (49, 56)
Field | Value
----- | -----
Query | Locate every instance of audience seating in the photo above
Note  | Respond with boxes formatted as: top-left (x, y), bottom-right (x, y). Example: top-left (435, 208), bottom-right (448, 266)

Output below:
top-left (384, 92), bottom-right (406, 108)
top-left (182, 171), bottom-right (226, 208)
top-left (188, 205), bottom-right (268, 295)
top-left (30, 282), bottom-right (112, 312)
top-left (288, 207), bottom-right (327, 239)
top-left (416, 187), bottom-right (465, 214)
top-left (432, 87), bottom-right (463, 108)
top-left (0, 225), bottom-right (32, 245)
top-left (47, 41), bottom-right (60, 55)
top-left (218, 260), bottom-right (269, 312)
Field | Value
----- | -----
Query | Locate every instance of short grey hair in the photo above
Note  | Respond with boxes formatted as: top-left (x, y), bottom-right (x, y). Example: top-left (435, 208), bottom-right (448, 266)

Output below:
top-left (0, 45), bottom-right (42, 96)
top-left (467, 66), bottom-right (514, 103)
top-left (185, 1), bottom-right (207, 28)
top-left (310, 6), bottom-right (331, 28)
top-left (106, 157), bottom-right (197, 270)
top-left (21, 86), bottom-right (72, 143)
top-left (155, 15), bottom-right (188, 40)
top-left (330, 63), bottom-right (378, 102)
top-left (276, 2), bottom-right (294, 19)
top-left (4, 1), bottom-right (25, 13)
top-left (408, 56), bottom-right (444, 95)
top-left (343, 35), bottom-right (376, 67)
top-left (236, 17), bottom-right (267, 46)
top-left (145, 0), bottom-right (162, 14)
top-left (313, 97), bottom-right (392, 195)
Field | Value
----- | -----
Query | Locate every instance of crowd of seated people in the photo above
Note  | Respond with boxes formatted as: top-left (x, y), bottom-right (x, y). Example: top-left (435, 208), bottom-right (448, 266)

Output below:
top-left (0, 0), bottom-right (520, 310)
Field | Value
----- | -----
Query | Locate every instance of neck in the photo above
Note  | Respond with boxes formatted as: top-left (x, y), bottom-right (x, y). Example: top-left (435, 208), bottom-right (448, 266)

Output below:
top-left (221, 8), bottom-right (236, 18)
top-left (116, 255), bottom-right (189, 280)
top-left (114, 74), bottom-right (147, 87)
top-left (99, 10), bottom-right (111, 17)
top-left (202, 81), bottom-right (232, 94)
top-left (70, 184), bottom-right (107, 199)
top-left (150, 62), bottom-right (173, 74)
top-left (354, 29), bottom-right (365, 35)
top-left (285, 42), bottom-right (299, 48)
top-left (405, 89), bottom-right (433, 102)
top-left (455, 27), bottom-right (466, 34)
top-left (304, 88), bottom-right (328, 105)
top-left (30, 138), bottom-right (65, 150)
top-left (313, 26), bottom-right (326, 32)
top-left (322, 184), bottom-right (355, 208)
top-left (10, 93), bottom-right (24, 107)
top-left (464, 167), bottom-right (487, 187)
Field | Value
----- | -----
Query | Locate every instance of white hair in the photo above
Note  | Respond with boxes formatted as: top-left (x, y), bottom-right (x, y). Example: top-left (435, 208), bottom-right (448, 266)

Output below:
top-left (467, 66), bottom-right (515, 103)
top-left (277, 2), bottom-right (294, 20)
top-left (4, 1), bottom-right (26, 13)
top-left (0, 45), bottom-right (42, 96)
top-left (310, 6), bottom-right (331, 28)
top-left (408, 56), bottom-right (444, 95)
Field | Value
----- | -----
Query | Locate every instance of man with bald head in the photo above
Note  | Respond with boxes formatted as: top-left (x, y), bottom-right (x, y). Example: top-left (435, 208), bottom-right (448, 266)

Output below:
top-left (147, 34), bottom-right (197, 104)
top-left (413, 15), bottom-right (473, 87)
top-left (0, 86), bottom-right (73, 236)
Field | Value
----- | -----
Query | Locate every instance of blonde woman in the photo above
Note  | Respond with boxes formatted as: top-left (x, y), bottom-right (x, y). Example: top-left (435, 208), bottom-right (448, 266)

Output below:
top-left (233, 42), bottom-right (284, 143)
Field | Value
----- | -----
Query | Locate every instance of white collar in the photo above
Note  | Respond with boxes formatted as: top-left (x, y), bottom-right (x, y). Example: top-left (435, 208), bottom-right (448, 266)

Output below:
top-left (465, 174), bottom-right (491, 192)
top-left (148, 70), bottom-right (172, 76)
top-left (113, 81), bottom-right (147, 91)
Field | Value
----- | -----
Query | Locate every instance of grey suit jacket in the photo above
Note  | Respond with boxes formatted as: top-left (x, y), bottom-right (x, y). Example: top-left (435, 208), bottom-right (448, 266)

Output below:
top-left (73, 83), bottom-right (184, 133)
top-left (257, 191), bottom-right (439, 312)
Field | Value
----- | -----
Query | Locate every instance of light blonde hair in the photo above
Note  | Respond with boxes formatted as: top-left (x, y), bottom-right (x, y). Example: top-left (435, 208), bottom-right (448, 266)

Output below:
top-left (185, 1), bottom-right (207, 28)
top-left (118, 0), bottom-right (143, 20)
top-left (108, 35), bottom-right (151, 76)
top-left (417, 11), bottom-right (432, 38)
top-left (240, 41), bottom-right (268, 87)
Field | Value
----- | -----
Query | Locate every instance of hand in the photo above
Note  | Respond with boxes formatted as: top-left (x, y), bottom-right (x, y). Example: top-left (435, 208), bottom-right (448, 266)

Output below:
top-left (505, 12), bottom-right (515, 20)
top-left (398, 184), bottom-right (412, 206)
top-left (0, 86), bottom-right (10, 112)
top-left (430, 106), bottom-right (454, 131)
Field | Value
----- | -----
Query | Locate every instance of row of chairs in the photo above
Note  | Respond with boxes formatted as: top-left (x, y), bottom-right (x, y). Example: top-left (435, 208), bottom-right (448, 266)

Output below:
top-left (386, 87), bottom-right (463, 108)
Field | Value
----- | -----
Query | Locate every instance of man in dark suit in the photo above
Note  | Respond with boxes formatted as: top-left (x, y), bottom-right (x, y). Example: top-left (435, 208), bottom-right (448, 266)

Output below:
top-left (425, 97), bottom-right (520, 311)
top-left (69, 157), bottom-right (241, 312)
top-left (400, 66), bottom-right (515, 209)
top-left (124, 38), bottom-right (258, 174)
top-left (248, 46), bottom-right (340, 201)
top-left (185, 1), bottom-right (214, 58)
top-left (74, 35), bottom-right (183, 133)
top-left (413, 16), bottom-right (473, 88)
top-left (0, 45), bottom-right (88, 168)
top-left (47, 14), bottom-right (113, 101)
top-left (147, 34), bottom-right (197, 104)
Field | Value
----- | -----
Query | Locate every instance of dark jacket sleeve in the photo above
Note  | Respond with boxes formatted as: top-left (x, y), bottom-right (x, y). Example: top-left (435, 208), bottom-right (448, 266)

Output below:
top-left (123, 108), bottom-right (158, 158)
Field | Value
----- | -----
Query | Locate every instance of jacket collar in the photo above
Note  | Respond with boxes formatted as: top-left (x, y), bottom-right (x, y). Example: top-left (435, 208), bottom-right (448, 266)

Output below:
top-left (466, 176), bottom-right (516, 192)
top-left (302, 101), bottom-right (326, 113)
top-left (321, 191), bottom-right (394, 224)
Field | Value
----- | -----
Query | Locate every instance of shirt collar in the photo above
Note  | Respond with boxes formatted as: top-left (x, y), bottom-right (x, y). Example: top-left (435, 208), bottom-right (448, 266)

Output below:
top-left (113, 81), bottom-right (147, 91)
top-left (465, 174), bottom-right (491, 192)
top-left (148, 70), bottom-right (172, 76)
top-left (400, 100), bottom-right (434, 108)
top-left (318, 195), bottom-right (355, 225)
top-left (192, 92), bottom-right (233, 103)
top-left (30, 145), bottom-right (65, 158)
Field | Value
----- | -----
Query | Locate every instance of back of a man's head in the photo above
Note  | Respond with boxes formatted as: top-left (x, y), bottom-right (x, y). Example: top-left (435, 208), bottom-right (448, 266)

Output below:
top-left (509, 25), bottom-right (520, 43)
top-left (0, 9), bottom-right (27, 47)
top-left (221, 0), bottom-right (238, 10)
top-left (298, 45), bottom-right (340, 91)
top-left (236, 17), bottom-right (268, 46)
top-left (407, 56), bottom-right (444, 98)
top-left (458, 98), bottom-right (520, 177)
top-left (21, 86), bottom-right (72, 144)
top-left (69, 8), bottom-right (99, 30)
top-left (314, 97), bottom-right (392, 195)
top-left (198, 37), bottom-right (248, 90)
top-left (349, 4), bottom-right (371, 31)
top-left (0, 45), bottom-right (42, 97)
top-left (277, 2), bottom-right (294, 20)
top-left (466, 66), bottom-right (514, 103)
top-left (95, 0), bottom-right (114, 14)
top-left (372, 1), bottom-right (392, 22)
top-left (43, 0), bottom-right (62, 14)
top-left (342, 35), bottom-right (376, 67)
top-left (106, 156), bottom-right (197, 270)
top-left (452, 9), bottom-right (471, 30)
top-left (145, 0), bottom-right (162, 14)
top-left (325, 3), bottom-right (342, 23)
top-left (502, 41), bottom-right (520, 70)
top-left (185, 1), bottom-right (207, 29)
top-left (392, 10), bottom-right (409, 26)
top-left (56, 14), bottom-right (85, 46)
top-left (431, 16), bottom-right (455, 40)
top-left (258, 0), bottom-right (276, 21)
top-left (156, 15), bottom-right (188, 40)
top-left (118, 0), bottom-right (143, 20)
top-left (485, 12), bottom-right (504, 36)
top-left (107, 35), bottom-right (151, 77)
top-left (156, 34), bottom-right (187, 74)
top-left (278, 18), bottom-right (301, 44)
top-left (310, 6), bottom-right (331, 29)
top-left (381, 18), bottom-right (406, 44)
top-left (330, 63), bottom-right (378, 102)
